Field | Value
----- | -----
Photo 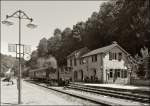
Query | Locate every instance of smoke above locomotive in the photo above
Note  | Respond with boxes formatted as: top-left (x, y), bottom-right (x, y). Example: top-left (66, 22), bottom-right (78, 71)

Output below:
top-left (36, 55), bottom-right (58, 71)
top-left (45, 55), bottom-right (57, 69)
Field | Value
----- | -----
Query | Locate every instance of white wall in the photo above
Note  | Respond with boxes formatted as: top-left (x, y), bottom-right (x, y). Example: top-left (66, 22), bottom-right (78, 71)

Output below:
top-left (103, 46), bottom-right (129, 84)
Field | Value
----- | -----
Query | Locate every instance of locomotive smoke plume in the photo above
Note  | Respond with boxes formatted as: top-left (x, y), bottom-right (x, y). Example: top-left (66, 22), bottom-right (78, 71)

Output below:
top-left (45, 55), bottom-right (57, 69)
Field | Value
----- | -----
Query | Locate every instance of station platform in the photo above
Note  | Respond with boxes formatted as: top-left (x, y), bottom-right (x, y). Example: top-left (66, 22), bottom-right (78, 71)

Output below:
top-left (72, 82), bottom-right (150, 94)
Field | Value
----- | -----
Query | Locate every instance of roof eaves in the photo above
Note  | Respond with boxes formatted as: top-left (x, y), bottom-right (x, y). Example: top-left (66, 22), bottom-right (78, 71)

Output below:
top-left (82, 52), bottom-right (104, 58)
top-left (104, 44), bottom-right (129, 55)
top-left (30, 67), bottom-right (47, 72)
top-left (67, 47), bottom-right (89, 58)
top-left (82, 44), bottom-right (115, 58)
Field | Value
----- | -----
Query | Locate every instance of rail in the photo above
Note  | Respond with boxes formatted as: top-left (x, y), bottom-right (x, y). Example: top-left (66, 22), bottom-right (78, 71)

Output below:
top-left (68, 83), bottom-right (150, 104)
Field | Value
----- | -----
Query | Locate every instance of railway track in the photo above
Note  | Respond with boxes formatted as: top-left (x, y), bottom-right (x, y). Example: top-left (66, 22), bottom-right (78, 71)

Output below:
top-left (26, 80), bottom-right (114, 106)
top-left (67, 82), bottom-right (150, 104)
top-left (26, 80), bottom-right (150, 105)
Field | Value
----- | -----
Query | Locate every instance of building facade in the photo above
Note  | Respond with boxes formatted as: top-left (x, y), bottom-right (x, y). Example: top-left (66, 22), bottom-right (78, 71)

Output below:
top-left (67, 42), bottom-right (133, 84)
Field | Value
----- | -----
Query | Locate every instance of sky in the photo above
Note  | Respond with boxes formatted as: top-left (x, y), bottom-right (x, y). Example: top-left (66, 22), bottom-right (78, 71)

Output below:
top-left (1, 1), bottom-right (106, 57)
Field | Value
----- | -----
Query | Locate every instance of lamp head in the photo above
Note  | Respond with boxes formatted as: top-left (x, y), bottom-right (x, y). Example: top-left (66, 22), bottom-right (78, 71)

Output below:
top-left (2, 20), bottom-right (14, 26)
top-left (26, 23), bottom-right (37, 29)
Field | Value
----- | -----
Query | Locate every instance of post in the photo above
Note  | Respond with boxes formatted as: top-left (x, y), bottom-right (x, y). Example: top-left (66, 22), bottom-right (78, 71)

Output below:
top-left (18, 10), bottom-right (22, 104)
top-left (130, 69), bottom-right (132, 85)
top-left (57, 68), bottom-right (59, 85)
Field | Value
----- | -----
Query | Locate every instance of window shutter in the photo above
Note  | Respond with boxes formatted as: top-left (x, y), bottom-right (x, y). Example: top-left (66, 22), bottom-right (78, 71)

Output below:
top-left (109, 52), bottom-right (112, 60)
top-left (121, 69), bottom-right (124, 78)
top-left (95, 55), bottom-right (97, 61)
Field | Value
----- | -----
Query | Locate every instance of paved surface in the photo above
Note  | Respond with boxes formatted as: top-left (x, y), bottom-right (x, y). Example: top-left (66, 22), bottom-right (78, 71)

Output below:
top-left (0, 79), bottom-right (97, 105)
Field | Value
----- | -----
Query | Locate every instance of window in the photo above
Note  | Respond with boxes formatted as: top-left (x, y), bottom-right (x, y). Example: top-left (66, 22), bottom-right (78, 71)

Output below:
top-left (109, 52), bottom-right (118, 60)
top-left (100, 55), bottom-right (103, 66)
top-left (79, 59), bottom-right (82, 65)
top-left (121, 69), bottom-right (127, 78)
top-left (74, 71), bottom-right (77, 80)
top-left (114, 53), bottom-right (117, 60)
top-left (112, 53), bottom-right (117, 60)
top-left (109, 52), bottom-right (112, 60)
top-left (117, 69), bottom-right (120, 78)
top-left (109, 69), bottom-right (113, 78)
top-left (121, 69), bottom-right (124, 78)
top-left (70, 59), bottom-right (72, 66)
top-left (74, 58), bottom-right (77, 66)
top-left (124, 70), bottom-right (127, 78)
top-left (92, 55), bottom-right (97, 62)
top-left (93, 69), bottom-right (97, 76)
top-left (112, 53), bottom-right (114, 59)
top-left (118, 52), bottom-right (122, 61)
top-left (95, 55), bottom-right (97, 61)
top-left (61, 67), bottom-right (64, 72)
top-left (79, 58), bottom-right (85, 65)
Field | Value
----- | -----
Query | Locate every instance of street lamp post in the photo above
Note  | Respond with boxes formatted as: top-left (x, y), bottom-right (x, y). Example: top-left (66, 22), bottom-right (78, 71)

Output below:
top-left (2, 10), bottom-right (37, 104)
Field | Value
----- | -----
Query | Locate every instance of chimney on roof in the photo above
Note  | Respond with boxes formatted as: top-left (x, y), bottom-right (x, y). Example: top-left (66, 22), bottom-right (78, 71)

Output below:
top-left (112, 41), bottom-right (117, 44)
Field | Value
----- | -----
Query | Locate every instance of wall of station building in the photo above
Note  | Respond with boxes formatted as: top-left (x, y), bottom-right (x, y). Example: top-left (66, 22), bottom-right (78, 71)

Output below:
top-left (68, 46), bottom-right (131, 84)
top-left (103, 46), bottom-right (130, 84)
top-left (68, 54), bottom-right (104, 83)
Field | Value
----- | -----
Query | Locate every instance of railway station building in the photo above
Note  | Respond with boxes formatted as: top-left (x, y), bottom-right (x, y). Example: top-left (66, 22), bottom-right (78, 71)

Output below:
top-left (67, 41), bottom-right (134, 84)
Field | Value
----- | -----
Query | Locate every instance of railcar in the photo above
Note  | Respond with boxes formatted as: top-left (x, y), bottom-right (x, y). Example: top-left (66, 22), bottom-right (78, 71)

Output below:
top-left (29, 67), bottom-right (72, 86)
top-left (29, 68), bottom-right (46, 81)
